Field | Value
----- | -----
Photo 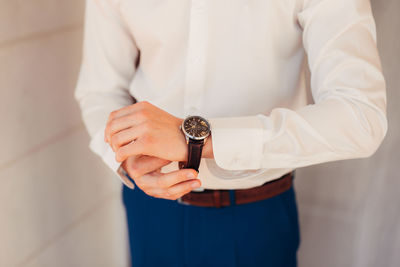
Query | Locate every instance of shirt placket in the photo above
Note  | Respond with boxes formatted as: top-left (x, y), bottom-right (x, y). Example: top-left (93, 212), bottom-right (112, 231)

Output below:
top-left (184, 0), bottom-right (208, 117)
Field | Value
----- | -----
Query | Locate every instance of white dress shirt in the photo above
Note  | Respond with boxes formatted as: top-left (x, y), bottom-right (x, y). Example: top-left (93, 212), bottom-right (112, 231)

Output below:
top-left (74, 0), bottom-right (387, 190)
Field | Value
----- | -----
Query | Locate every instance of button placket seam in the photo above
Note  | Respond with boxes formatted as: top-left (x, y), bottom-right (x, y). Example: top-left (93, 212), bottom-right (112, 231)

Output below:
top-left (184, 0), bottom-right (208, 117)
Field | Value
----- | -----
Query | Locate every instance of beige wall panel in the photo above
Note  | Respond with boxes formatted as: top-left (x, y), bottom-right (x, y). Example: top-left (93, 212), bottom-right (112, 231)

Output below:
top-left (0, 29), bottom-right (83, 167)
top-left (0, 129), bottom-right (125, 266)
top-left (0, 0), bottom-right (83, 45)
top-left (23, 196), bottom-right (128, 267)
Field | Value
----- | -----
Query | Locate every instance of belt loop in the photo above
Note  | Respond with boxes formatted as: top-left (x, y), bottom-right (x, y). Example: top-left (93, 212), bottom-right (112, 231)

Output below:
top-left (229, 190), bottom-right (236, 206)
top-left (212, 190), bottom-right (221, 208)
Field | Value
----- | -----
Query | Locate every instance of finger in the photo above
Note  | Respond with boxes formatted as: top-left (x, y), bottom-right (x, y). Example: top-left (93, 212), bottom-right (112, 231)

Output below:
top-left (128, 155), bottom-right (171, 178)
top-left (114, 120), bottom-right (159, 162)
top-left (115, 138), bottom-right (145, 162)
top-left (105, 112), bottom-right (149, 143)
top-left (112, 101), bottom-right (148, 118)
top-left (109, 126), bottom-right (143, 151)
top-left (105, 104), bottom-right (143, 142)
top-left (106, 101), bottom-right (150, 128)
top-left (138, 169), bottom-right (200, 200)
top-left (130, 167), bottom-right (165, 197)
top-left (165, 179), bottom-right (201, 200)
top-left (104, 110), bottom-right (131, 142)
top-left (105, 115), bottom-right (137, 143)
top-left (156, 168), bottom-right (199, 189)
top-left (135, 168), bottom-right (197, 192)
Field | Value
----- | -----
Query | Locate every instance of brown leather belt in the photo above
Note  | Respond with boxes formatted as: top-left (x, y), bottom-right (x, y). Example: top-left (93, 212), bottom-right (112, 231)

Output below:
top-left (178, 171), bottom-right (293, 208)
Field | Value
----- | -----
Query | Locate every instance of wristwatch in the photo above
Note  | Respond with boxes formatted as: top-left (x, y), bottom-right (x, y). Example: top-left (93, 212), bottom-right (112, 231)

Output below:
top-left (179, 115), bottom-right (211, 172)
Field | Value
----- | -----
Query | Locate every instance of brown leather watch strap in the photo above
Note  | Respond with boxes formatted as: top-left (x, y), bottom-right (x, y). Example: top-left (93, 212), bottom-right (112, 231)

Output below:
top-left (182, 139), bottom-right (204, 172)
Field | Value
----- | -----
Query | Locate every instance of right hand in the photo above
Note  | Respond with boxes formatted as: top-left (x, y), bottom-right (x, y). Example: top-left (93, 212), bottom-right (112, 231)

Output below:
top-left (121, 155), bottom-right (201, 200)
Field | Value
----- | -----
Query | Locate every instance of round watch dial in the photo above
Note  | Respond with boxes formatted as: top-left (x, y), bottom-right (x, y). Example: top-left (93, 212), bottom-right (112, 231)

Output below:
top-left (182, 116), bottom-right (211, 140)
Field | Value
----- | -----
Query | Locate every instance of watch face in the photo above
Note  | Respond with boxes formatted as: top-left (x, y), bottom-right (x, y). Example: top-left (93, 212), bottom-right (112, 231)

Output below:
top-left (182, 116), bottom-right (211, 140)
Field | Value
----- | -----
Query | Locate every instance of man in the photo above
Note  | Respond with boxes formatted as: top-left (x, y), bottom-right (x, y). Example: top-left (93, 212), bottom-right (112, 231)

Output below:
top-left (74, 0), bottom-right (388, 266)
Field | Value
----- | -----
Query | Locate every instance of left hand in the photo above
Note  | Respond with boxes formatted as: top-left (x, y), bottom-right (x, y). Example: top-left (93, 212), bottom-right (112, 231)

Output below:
top-left (121, 155), bottom-right (201, 200)
top-left (104, 101), bottom-right (188, 163)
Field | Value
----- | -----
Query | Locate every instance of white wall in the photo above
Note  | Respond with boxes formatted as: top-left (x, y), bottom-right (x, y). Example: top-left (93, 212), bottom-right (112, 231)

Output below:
top-left (296, 1), bottom-right (400, 266)
top-left (0, 1), bottom-right (128, 266)
top-left (0, 0), bottom-right (398, 267)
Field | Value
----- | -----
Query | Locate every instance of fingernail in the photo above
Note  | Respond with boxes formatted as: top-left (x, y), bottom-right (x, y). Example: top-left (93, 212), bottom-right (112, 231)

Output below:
top-left (186, 172), bottom-right (196, 179)
top-left (191, 180), bottom-right (201, 188)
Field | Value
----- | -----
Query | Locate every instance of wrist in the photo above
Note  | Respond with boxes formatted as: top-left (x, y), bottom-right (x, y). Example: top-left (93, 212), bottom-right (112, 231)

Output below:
top-left (179, 115), bottom-right (212, 172)
top-left (202, 134), bottom-right (214, 159)
top-left (178, 118), bottom-right (188, 162)
top-left (179, 136), bottom-right (212, 162)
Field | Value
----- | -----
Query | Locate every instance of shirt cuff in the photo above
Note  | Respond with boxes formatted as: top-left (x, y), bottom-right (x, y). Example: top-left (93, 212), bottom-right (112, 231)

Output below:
top-left (89, 129), bottom-right (135, 189)
top-left (207, 115), bottom-right (264, 170)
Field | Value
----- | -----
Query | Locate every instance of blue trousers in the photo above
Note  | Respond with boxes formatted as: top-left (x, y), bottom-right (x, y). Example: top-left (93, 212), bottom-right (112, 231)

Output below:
top-left (122, 172), bottom-right (300, 267)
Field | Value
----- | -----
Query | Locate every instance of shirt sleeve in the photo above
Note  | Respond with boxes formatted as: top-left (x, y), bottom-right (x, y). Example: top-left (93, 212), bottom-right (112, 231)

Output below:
top-left (74, 0), bottom-right (139, 188)
top-left (208, 0), bottom-right (388, 171)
